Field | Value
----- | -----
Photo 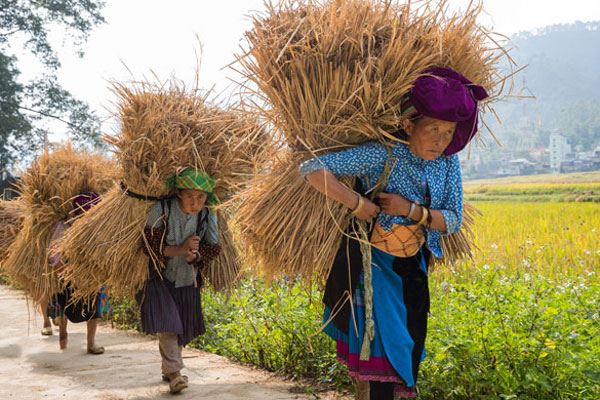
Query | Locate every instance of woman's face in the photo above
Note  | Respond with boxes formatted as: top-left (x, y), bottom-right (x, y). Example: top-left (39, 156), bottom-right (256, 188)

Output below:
top-left (177, 189), bottom-right (208, 214)
top-left (405, 116), bottom-right (457, 160)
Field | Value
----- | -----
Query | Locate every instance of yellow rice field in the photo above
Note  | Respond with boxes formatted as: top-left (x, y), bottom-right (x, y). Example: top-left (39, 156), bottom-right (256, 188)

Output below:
top-left (440, 202), bottom-right (600, 280)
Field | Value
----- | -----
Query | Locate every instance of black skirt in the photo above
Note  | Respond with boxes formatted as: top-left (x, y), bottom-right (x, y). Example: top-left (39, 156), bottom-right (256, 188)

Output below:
top-left (49, 285), bottom-right (101, 323)
top-left (137, 277), bottom-right (205, 346)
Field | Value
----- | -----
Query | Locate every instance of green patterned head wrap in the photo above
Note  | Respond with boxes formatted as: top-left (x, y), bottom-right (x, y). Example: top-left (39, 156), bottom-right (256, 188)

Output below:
top-left (166, 169), bottom-right (219, 205)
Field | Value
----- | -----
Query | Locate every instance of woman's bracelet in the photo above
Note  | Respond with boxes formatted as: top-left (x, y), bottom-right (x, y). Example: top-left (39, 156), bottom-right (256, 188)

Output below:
top-left (425, 207), bottom-right (433, 227)
top-left (407, 202), bottom-right (417, 220)
top-left (417, 206), bottom-right (429, 226)
top-left (351, 194), bottom-right (365, 216)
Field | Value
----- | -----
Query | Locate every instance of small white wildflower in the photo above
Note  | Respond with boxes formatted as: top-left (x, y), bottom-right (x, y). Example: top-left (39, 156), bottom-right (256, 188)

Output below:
top-left (490, 243), bottom-right (498, 250)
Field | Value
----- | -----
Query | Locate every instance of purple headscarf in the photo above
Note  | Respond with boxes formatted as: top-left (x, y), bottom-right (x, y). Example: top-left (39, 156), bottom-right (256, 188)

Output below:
top-left (72, 192), bottom-right (100, 216)
top-left (408, 67), bottom-right (489, 155)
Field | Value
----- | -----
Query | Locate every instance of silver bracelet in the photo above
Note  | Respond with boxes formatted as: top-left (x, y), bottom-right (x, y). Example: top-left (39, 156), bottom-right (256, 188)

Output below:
top-left (407, 202), bottom-right (417, 220)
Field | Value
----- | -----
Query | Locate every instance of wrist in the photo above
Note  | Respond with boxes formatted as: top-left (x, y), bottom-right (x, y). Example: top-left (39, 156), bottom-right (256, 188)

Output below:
top-left (347, 192), bottom-right (360, 210)
top-left (178, 245), bottom-right (187, 256)
top-left (412, 205), bottom-right (423, 222)
top-left (351, 195), bottom-right (365, 216)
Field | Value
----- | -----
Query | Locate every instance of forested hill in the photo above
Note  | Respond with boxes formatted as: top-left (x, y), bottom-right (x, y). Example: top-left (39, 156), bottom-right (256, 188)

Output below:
top-left (492, 21), bottom-right (600, 150)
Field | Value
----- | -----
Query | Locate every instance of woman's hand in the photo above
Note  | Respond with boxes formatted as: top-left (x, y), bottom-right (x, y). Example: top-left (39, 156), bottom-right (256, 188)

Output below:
top-left (353, 197), bottom-right (380, 221)
top-left (185, 248), bottom-right (199, 263)
top-left (182, 235), bottom-right (200, 252)
top-left (377, 192), bottom-right (412, 217)
top-left (166, 235), bottom-right (200, 257)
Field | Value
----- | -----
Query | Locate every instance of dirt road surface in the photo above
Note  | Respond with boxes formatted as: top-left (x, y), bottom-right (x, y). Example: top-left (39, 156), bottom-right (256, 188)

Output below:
top-left (0, 285), bottom-right (349, 400)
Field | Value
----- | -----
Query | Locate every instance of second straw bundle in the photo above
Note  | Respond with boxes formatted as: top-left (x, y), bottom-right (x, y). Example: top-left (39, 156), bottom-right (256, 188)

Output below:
top-left (59, 81), bottom-right (268, 300)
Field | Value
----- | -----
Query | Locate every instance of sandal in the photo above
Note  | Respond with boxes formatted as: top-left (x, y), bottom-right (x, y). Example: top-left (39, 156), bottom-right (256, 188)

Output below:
top-left (41, 326), bottom-right (53, 336)
top-left (169, 375), bottom-right (188, 394)
top-left (162, 374), bottom-right (188, 383)
top-left (87, 345), bottom-right (105, 355)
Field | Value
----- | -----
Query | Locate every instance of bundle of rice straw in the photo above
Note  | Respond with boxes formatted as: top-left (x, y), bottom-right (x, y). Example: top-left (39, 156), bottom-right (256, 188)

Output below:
top-left (59, 81), bottom-right (268, 300)
top-left (233, 0), bottom-right (517, 281)
top-left (2, 144), bottom-right (116, 301)
top-left (193, 108), bottom-right (270, 290)
top-left (0, 199), bottom-right (25, 263)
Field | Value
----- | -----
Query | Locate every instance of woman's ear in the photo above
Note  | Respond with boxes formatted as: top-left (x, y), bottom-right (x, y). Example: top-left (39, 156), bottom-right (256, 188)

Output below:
top-left (402, 119), bottom-right (415, 136)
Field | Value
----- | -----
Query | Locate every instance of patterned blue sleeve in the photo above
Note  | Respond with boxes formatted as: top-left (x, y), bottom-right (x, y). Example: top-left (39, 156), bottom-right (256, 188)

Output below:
top-left (299, 141), bottom-right (387, 180)
top-left (438, 155), bottom-right (463, 235)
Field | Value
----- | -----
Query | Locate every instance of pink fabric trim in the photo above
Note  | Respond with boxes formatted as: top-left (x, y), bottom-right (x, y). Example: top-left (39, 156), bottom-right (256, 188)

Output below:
top-left (336, 340), bottom-right (402, 381)
top-left (335, 340), bottom-right (418, 397)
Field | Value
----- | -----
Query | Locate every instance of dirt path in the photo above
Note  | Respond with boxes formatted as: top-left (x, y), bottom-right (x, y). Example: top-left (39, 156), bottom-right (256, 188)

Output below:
top-left (0, 285), bottom-right (349, 400)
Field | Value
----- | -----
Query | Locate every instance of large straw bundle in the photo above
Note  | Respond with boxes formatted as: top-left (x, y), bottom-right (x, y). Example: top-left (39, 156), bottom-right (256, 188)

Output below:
top-left (198, 108), bottom-right (272, 200)
top-left (234, 0), bottom-right (515, 281)
top-left (239, 0), bottom-right (505, 149)
top-left (0, 199), bottom-right (25, 262)
top-left (59, 82), bottom-right (268, 300)
top-left (2, 145), bottom-right (116, 301)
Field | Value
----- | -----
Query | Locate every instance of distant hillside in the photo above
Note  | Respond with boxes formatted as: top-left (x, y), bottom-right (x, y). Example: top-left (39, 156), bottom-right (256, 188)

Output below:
top-left (490, 21), bottom-right (600, 150)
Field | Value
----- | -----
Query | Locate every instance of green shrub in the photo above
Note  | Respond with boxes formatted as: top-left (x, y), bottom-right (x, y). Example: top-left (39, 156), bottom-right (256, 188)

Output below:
top-left (106, 269), bottom-right (598, 399)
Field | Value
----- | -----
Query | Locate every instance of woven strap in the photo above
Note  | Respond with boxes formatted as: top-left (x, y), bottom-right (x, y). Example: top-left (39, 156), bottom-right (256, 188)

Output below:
top-left (358, 219), bottom-right (374, 360)
top-left (358, 145), bottom-right (396, 360)
top-left (120, 182), bottom-right (170, 202)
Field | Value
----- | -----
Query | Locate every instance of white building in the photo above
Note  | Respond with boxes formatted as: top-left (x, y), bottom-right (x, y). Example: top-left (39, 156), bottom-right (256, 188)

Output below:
top-left (549, 132), bottom-right (571, 173)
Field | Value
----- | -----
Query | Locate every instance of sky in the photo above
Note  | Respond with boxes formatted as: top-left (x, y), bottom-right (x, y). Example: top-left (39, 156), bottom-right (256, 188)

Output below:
top-left (13, 0), bottom-right (600, 136)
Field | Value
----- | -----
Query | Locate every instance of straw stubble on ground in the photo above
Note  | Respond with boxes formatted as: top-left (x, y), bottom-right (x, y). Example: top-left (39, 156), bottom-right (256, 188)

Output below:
top-left (0, 285), bottom-right (349, 400)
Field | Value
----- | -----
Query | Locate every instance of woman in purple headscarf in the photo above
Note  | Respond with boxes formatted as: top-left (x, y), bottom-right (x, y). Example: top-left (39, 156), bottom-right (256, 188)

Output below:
top-left (47, 192), bottom-right (107, 354)
top-left (300, 67), bottom-right (488, 399)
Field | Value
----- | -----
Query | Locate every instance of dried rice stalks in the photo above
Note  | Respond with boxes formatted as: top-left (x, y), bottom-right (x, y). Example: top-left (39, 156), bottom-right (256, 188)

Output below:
top-left (60, 81), bottom-right (267, 300)
top-left (0, 199), bottom-right (25, 262)
top-left (2, 144), bottom-right (116, 301)
top-left (234, 151), bottom-right (351, 281)
top-left (234, 0), bottom-right (514, 281)
top-left (206, 209), bottom-right (243, 291)
top-left (436, 202), bottom-right (482, 266)
top-left (194, 108), bottom-right (272, 201)
top-left (238, 0), bottom-right (509, 150)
